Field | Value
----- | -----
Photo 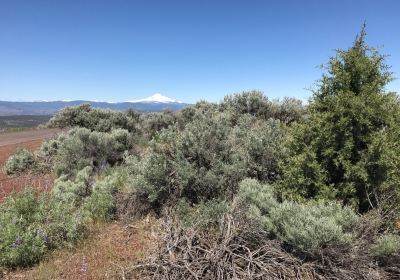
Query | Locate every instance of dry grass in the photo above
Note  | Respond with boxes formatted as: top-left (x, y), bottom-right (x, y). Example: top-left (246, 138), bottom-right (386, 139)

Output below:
top-left (3, 218), bottom-right (156, 280)
top-left (131, 208), bottom-right (321, 280)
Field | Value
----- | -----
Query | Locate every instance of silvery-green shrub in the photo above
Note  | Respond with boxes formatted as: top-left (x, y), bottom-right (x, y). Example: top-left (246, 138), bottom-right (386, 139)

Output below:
top-left (4, 148), bottom-right (36, 175)
top-left (238, 178), bottom-right (358, 255)
top-left (0, 188), bottom-right (87, 268)
top-left (371, 234), bottom-right (400, 260)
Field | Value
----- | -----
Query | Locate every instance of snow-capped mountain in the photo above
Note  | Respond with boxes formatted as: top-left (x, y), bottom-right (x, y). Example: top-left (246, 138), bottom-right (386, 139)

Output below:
top-left (128, 93), bottom-right (183, 104)
top-left (0, 94), bottom-right (190, 116)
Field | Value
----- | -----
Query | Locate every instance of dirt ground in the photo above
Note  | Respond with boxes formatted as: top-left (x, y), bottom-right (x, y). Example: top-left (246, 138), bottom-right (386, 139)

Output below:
top-left (0, 128), bottom-right (60, 146)
top-left (0, 129), bottom-right (60, 201)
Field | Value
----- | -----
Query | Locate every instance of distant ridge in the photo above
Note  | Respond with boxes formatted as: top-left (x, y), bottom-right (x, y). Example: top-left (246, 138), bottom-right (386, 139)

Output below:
top-left (0, 94), bottom-right (190, 116)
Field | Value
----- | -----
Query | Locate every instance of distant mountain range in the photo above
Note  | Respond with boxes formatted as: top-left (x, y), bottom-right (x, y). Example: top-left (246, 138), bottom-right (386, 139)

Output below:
top-left (0, 94), bottom-right (191, 116)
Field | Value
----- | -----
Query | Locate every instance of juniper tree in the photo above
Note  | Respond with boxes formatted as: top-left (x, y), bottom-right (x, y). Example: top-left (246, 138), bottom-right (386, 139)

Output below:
top-left (280, 25), bottom-right (400, 215)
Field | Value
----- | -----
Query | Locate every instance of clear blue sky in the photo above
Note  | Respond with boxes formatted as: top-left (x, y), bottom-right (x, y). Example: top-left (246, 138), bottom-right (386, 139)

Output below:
top-left (0, 0), bottom-right (399, 103)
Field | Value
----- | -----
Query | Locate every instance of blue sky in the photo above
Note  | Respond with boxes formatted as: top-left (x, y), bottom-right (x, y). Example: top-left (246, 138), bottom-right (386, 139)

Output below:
top-left (0, 0), bottom-right (399, 104)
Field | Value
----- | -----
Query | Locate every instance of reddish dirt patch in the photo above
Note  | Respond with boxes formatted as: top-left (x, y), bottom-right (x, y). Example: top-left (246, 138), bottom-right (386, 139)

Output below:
top-left (0, 129), bottom-right (60, 201)
top-left (0, 128), bottom-right (60, 146)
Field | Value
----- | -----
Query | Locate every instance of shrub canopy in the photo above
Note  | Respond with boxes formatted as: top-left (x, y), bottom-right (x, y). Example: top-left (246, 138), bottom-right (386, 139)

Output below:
top-left (126, 103), bottom-right (286, 209)
top-left (47, 104), bottom-right (139, 132)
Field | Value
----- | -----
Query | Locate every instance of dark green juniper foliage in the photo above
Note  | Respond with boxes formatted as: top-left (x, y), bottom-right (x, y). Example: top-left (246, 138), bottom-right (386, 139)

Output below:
top-left (280, 25), bottom-right (400, 216)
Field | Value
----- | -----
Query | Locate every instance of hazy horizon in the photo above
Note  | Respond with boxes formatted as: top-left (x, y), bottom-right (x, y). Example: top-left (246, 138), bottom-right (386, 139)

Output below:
top-left (0, 93), bottom-right (188, 103)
